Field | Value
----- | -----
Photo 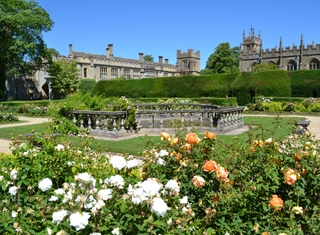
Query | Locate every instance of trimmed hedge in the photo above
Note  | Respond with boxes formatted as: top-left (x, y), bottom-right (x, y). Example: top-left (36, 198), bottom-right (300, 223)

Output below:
top-left (92, 70), bottom-right (320, 106)
top-left (288, 70), bottom-right (320, 97)
top-left (79, 78), bottom-right (96, 93)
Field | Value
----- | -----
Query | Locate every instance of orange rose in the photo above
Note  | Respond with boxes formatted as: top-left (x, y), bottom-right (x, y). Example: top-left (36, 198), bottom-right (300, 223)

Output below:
top-left (186, 133), bottom-right (200, 145)
top-left (269, 195), bottom-right (283, 210)
top-left (173, 152), bottom-right (182, 162)
top-left (283, 168), bottom-right (300, 185)
top-left (294, 150), bottom-right (308, 161)
top-left (192, 175), bottom-right (205, 188)
top-left (203, 160), bottom-right (217, 172)
top-left (204, 131), bottom-right (216, 140)
top-left (160, 132), bottom-right (170, 141)
top-left (215, 165), bottom-right (229, 180)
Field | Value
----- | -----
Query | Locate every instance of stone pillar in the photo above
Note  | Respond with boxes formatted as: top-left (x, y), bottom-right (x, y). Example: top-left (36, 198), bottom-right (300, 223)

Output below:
top-left (165, 59), bottom-right (168, 64)
top-left (159, 56), bottom-right (163, 64)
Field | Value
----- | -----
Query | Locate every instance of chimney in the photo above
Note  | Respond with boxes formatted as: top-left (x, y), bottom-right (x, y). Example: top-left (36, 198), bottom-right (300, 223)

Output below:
top-left (165, 59), bottom-right (168, 64)
top-left (159, 56), bottom-right (163, 64)
top-left (106, 48), bottom-right (109, 58)
top-left (108, 44), bottom-right (113, 56)
top-left (69, 44), bottom-right (73, 54)
top-left (139, 53), bottom-right (144, 62)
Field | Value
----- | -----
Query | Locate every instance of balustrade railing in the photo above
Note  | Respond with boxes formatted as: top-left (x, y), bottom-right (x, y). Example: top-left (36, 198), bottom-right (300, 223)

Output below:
top-left (68, 104), bottom-right (245, 138)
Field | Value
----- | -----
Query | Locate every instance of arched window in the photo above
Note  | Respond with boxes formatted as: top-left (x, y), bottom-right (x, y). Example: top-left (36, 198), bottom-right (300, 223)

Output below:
top-left (308, 59), bottom-right (320, 70)
top-left (286, 60), bottom-right (297, 71)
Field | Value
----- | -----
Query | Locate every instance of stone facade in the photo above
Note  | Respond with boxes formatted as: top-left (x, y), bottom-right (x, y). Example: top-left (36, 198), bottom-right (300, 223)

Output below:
top-left (69, 44), bottom-right (200, 80)
top-left (239, 28), bottom-right (320, 72)
top-left (4, 44), bottom-right (200, 100)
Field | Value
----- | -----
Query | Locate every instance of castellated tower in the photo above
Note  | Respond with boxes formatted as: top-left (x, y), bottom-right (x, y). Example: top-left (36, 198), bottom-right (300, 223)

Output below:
top-left (176, 49), bottom-right (200, 75)
top-left (239, 28), bottom-right (262, 72)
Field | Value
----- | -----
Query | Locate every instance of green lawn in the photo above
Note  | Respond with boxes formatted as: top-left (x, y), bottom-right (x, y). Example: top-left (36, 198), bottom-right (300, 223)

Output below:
top-left (1, 116), bottom-right (304, 155)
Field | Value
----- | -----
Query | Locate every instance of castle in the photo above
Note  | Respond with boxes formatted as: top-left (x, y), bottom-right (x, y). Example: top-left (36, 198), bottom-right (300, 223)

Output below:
top-left (68, 44), bottom-right (200, 80)
top-left (239, 28), bottom-right (320, 72)
top-left (10, 44), bottom-right (200, 100)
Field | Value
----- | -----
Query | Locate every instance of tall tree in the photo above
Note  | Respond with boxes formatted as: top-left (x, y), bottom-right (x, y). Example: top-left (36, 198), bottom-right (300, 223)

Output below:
top-left (46, 60), bottom-right (80, 98)
top-left (206, 42), bottom-right (239, 73)
top-left (143, 55), bottom-right (154, 62)
top-left (0, 0), bottom-right (54, 95)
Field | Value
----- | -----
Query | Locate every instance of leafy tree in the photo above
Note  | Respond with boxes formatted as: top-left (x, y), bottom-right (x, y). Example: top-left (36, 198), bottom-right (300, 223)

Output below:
top-left (200, 68), bottom-right (214, 75)
top-left (46, 60), bottom-right (80, 98)
top-left (252, 63), bottom-right (278, 72)
top-left (206, 42), bottom-right (239, 73)
top-left (0, 0), bottom-right (54, 95)
top-left (143, 55), bottom-right (154, 62)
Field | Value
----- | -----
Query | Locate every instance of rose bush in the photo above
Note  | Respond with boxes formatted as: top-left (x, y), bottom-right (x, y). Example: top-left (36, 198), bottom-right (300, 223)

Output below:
top-left (0, 123), bottom-right (319, 234)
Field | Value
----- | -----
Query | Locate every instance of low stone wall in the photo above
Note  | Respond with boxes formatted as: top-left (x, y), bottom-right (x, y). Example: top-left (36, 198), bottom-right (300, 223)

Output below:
top-left (68, 104), bottom-right (245, 138)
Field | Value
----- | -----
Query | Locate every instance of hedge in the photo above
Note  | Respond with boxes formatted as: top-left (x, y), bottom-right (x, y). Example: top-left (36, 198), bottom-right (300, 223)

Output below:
top-left (288, 70), bottom-right (320, 97)
top-left (91, 70), bottom-right (320, 106)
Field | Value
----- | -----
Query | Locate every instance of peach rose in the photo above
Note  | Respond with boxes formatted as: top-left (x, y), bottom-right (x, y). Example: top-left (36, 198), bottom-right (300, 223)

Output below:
top-left (204, 131), bottom-right (216, 140)
top-left (269, 195), bottom-right (283, 210)
top-left (160, 132), bottom-right (170, 141)
top-left (203, 160), bottom-right (217, 172)
top-left (305, 131), bottom-right (311, 137)
top-left (261, 232), bottom-right (270, 235)
top-left (252, 140), bottom-right (259, 146)
top-left (168, 137), bottom-right (180, 146)
top-left (283, 168), bottom-right (300, 185)
top-left (180, 143), bottom-right (192, 152)
top-left (185, 133), bottom-right (200, 145)
top-left (215, 165), bottom-right (229, 180)
top-left (192, 175), bottom-right (205, 188)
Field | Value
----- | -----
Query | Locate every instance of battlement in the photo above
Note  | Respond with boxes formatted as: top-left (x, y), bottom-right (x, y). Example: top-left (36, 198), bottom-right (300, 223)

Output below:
top-left (177, 49), bottom-right (200, 58)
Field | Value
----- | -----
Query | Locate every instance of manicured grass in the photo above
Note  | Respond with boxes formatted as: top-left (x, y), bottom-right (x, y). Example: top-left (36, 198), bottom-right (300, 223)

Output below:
top-left (0, 116), bottom-right (304, 155)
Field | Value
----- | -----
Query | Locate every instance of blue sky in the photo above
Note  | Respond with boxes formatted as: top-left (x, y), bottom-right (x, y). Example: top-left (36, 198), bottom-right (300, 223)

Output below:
top-left (36, 0), bottom-right (320, 70)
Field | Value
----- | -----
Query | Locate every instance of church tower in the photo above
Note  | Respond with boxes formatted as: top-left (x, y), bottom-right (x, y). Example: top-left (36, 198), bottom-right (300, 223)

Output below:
top-left (239, 28), bottom-right (262, 72)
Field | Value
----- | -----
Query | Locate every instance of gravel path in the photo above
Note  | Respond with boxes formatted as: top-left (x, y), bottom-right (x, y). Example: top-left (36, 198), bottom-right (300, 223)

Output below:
top-left (0, 116), bottom-right (49, 154)
top-left (0, 115), bottom-right (318, 154)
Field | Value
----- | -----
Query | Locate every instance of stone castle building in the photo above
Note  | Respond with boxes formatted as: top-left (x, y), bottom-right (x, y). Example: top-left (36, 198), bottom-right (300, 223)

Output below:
top-left (68, 44), bottom-right (200, 80)
top-left (239, 28), bottom-right (320, 72)
top-left (11, 44), bottom-right (200, 100)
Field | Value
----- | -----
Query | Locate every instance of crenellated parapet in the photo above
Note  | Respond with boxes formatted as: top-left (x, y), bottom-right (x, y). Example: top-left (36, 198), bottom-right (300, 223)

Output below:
top-left (239, 29), bottom-right (320, 72)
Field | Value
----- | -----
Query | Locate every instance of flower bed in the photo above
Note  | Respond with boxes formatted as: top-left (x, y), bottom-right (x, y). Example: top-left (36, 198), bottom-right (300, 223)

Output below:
top-left (1, 125), bottom-right (320, 234)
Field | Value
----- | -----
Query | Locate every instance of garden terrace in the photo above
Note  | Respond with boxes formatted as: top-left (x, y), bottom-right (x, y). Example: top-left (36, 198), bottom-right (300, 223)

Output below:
top-left (68, 104), bottom-right (245, 138)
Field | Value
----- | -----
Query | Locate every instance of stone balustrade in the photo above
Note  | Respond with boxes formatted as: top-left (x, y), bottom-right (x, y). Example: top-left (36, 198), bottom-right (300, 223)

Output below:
top-left (68, 104), bottom-right (245, 138)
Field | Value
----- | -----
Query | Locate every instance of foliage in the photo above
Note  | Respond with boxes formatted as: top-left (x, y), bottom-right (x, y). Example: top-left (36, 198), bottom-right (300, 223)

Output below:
top-left (143, 55), bottom-right (154, 62)
top-left (46, 60), bottom-right (80, 98)
top-left (1, 119), bottom-right (320, 234)
top-left (288, 70), bottom-right (320, 97)
top-left (205, 42), bottom-right (239, 73)
top-left (200, 69), bottom-right (214, 75)
top-left (247, 97), bottom-right (320, 113)
top-left (47, 93), bottom-right (137, 135)
top-left (79, 78), bottom-right (96, 93)
top-left (0, 113), bottom-right (18, 122)
top-left (0, 0), bottom-right (54, 95)
top-left (233, 70), bottom-right (291, 105)
top-left (252, 63), bottom-right (278, 72)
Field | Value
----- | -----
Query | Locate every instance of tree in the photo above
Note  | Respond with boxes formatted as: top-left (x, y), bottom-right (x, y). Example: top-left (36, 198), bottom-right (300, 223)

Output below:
top-left (206, 42), bottom-right (239, 73)
top-left (46, 60), bottom-right (80, 98)
top-left (143, 55), bottom-right (154, 62)
top-left (0, 0), bottom-right (54, 95)
top-left (200, 68), bottom-right (214, 75)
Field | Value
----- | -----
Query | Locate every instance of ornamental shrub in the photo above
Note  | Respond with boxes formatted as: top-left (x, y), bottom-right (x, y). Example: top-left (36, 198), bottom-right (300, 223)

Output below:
top-left (0, 118), bottom-right (320, 234)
